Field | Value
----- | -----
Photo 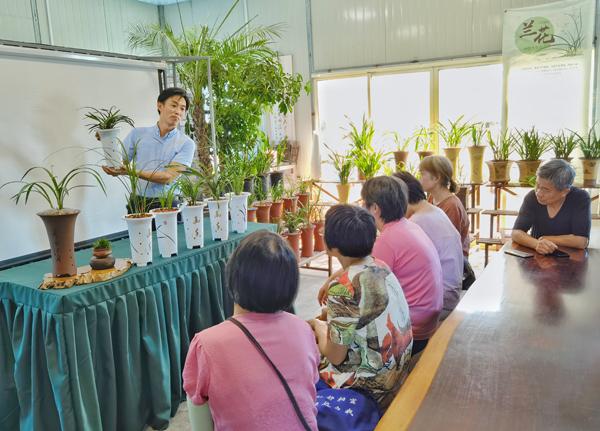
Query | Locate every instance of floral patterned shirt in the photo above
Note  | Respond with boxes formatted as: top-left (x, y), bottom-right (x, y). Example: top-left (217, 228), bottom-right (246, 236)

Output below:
top-left (320, 256), bottom-right (413, 409)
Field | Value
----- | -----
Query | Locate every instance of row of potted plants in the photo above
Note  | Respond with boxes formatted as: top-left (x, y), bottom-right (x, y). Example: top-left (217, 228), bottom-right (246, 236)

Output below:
top-left (329, 114), bottom-right (600, 187)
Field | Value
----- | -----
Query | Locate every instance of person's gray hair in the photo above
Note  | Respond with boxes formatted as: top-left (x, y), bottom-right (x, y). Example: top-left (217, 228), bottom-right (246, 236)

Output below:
top-left (536, 159), bottom-right (576, 190)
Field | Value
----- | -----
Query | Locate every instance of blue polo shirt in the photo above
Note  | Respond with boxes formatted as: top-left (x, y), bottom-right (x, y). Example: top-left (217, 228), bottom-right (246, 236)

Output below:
top-left (123, 124), bottom-right (196, 198)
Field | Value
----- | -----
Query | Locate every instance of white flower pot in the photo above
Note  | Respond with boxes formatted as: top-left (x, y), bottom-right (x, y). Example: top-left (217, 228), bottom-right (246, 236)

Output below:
top-left (150, 208), bottom-right (180, 258)
top-left (227, 192), bottom-right (250, 234)
top-left (98, 127), bottom-right (122, 167)
top-left (124, 213), bottom-right (154, 266)
top-left (181, 203), bottom-right (206, 249)
top-left (207, 198), bottom-right (230, 241)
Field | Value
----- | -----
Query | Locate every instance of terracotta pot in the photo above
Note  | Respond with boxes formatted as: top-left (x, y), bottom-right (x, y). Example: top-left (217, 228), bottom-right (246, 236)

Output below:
top-left (417, 150), bottom-right (434, 160)
top-left (270, 171), bottom-right (284, 188)
top-left (393, 151), bottom-right (410, 170)
top-left (300, 224), bottom-right (315, 257)
top-left (243, 178), bottom-right (255, 194)
top-left (337, 183), bottom-right (351, 204)
top-left (247, 207), bottom-right (257, 222)
top-left (358, 170), bottom-right (366, 181)
top-left (486, 160), bottom-right (512, 184)
top-left (516, 160), bottom-right (541, 185)
top-left (255, 202), bottom-right (272, 223)
top-left (581, 158), bottom-right (600, 187)
top-left (93, 248), bottom-right (112, 259)
top-left (443, 147), bottom-right (462, 179)
top-left (467, 146), bottom-right (486, 184)
top-left (285, 231), bottom-right (301, 258)
top-left (283, 196), bottom-right (298, 213)
top-left (297, 193), bottom-right (310, 208)
top-left (270, 201), bottom-right (284, 223)
top-left (38, 209), bottom-right (80, 277)
top-left (314, 220), bottom-right (325, 252)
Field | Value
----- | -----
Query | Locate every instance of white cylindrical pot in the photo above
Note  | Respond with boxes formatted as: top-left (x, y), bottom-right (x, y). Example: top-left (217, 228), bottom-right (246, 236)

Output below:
top-left (123, 214), bottom-right (154, 266)
top-left (150, 208), bottom-right (180, 258)
top-left (98, 127), bottom-right (122, 167)
top-left (207, 198), bottom-right (230, 241)
top-left (227, 192), bottom-right (250, 234)
top-left (181, 203), bottom-right (206, 249)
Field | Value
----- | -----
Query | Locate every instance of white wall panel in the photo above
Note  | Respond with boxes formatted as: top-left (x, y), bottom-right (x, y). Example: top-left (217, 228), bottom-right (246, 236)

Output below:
top-left (0, 0), bottom-right (36, 42)
top-left (163, 0), bottom-right (245, 37)
top-left (312, 0), bottom-right (552, 72)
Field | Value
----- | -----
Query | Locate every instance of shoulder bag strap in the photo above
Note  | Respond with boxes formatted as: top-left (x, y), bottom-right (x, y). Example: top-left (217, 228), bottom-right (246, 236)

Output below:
top-left (228, 317), bottom-right (312, 431)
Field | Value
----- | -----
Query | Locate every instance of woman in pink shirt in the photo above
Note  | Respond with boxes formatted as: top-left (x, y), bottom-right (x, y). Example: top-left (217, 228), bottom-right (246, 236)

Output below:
top-left (361, 176), bottom-right (443, 354)
top-left (183, 231), bottom-right (320, 431)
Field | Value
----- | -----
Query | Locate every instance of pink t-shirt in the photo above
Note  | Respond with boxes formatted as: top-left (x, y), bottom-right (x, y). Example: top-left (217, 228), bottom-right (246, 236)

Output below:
top-left (372, 218), bottom-right (443, 340)
top-left (183, 312), bottom-right (320, 431)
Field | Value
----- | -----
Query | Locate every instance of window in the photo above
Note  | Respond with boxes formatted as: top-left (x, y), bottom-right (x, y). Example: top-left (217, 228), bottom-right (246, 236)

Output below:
top-left (370, 71), bottom-right (431, 152)
top-left (317, 76), bottom-right (368, 180)
top-left (439, 64), bottom-right (503, 128)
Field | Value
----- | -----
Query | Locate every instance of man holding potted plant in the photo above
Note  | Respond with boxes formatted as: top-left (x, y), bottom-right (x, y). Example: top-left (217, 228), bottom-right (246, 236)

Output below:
top-left (101, 87), bottom-right (196, 210)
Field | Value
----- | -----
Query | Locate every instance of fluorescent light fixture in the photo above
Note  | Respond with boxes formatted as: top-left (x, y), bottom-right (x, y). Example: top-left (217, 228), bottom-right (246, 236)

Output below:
top-left (137, 0), bottom-right (188, 5)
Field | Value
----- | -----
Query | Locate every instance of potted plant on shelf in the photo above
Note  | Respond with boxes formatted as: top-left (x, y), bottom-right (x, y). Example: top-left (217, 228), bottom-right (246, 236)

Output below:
top-left (281, 210), bottom-right (304, 258)
top-left (311, 191), bottom-right (325, 252)
top-left (468, 122), bottom-right (488, 184)
top-left (90, 238), bottom-right (115, 270)
top-left (346, 115), bottom-right (376, 180)
top-left (269, 182), bottom-right (285, 224)
top-left (2, 165), bottom-right (106, 277)
top-left (149, 185), bottom-right (180, 258)
top-left (388, 132), bottom-right (412, 171)
top-left (574, 126), bottom-right (600, 187)
top-left (84, 106), bottom-right (134, 167)
top-left (486, 130), bottom-right (514, 184)
top-left (325, 144), bottom-right (353, 204)
top-left (296, 178), bottom-right (311, 208)
top-left (253, 185), bottom-right (272, 224)
top-left (299, 193), bottom-right (319, 258)
top-left (224, 155), bottom-right (251, 234)
top-left (438, 116), bottom-right (471, 179)
top-left (247, 190), bottom-right (258, 223)
top-left (187, 164), bottom-right (230, 241)
top-left (354, 148), bottom-right (387, 181)
top-left (514, 127), bottom-right (551, 185)
top-left (253, 132), bottom-right (275, 195)
top-left (282, 185), bottom-right (298, 213)
top-left (414, 126), bottom-right (435, 160)
top-left (177, 173), bottom-right (206, 249)
top-left (549, 131), bottom-right (577, 162)
top-left (270, 137), bottom-right (288, 188)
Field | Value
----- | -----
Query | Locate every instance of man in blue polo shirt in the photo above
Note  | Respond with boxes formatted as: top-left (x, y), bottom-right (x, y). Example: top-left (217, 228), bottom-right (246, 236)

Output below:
top-left (102, 87), bottom-right (196, 210)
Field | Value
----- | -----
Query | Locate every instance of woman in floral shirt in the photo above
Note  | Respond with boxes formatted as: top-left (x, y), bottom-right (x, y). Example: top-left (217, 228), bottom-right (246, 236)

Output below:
top-left (310, 205), bottom-right (413, 410)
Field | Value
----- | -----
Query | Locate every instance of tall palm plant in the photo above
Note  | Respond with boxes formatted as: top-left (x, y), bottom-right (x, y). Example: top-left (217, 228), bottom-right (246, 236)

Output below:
top-left (129, 0), bottom-right (305, 166)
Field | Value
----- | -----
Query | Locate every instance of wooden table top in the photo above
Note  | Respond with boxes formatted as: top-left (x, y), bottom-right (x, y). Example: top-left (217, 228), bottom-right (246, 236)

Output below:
top-left (377, 240), bottom-right (600, 430)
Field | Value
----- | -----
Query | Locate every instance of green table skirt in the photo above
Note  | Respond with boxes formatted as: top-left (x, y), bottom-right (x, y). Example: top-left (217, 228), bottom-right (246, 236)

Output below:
top-left (0, 220), bottom-right (274, 430)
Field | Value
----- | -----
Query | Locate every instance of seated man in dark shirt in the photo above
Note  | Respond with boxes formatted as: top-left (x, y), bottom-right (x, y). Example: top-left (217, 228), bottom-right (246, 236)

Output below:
top-left (512, 159), bottom-right (591, 254)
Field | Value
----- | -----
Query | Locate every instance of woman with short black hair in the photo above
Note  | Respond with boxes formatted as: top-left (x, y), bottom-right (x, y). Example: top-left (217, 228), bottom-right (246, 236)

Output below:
top-left (183, 230), bottom-right (320, 431)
